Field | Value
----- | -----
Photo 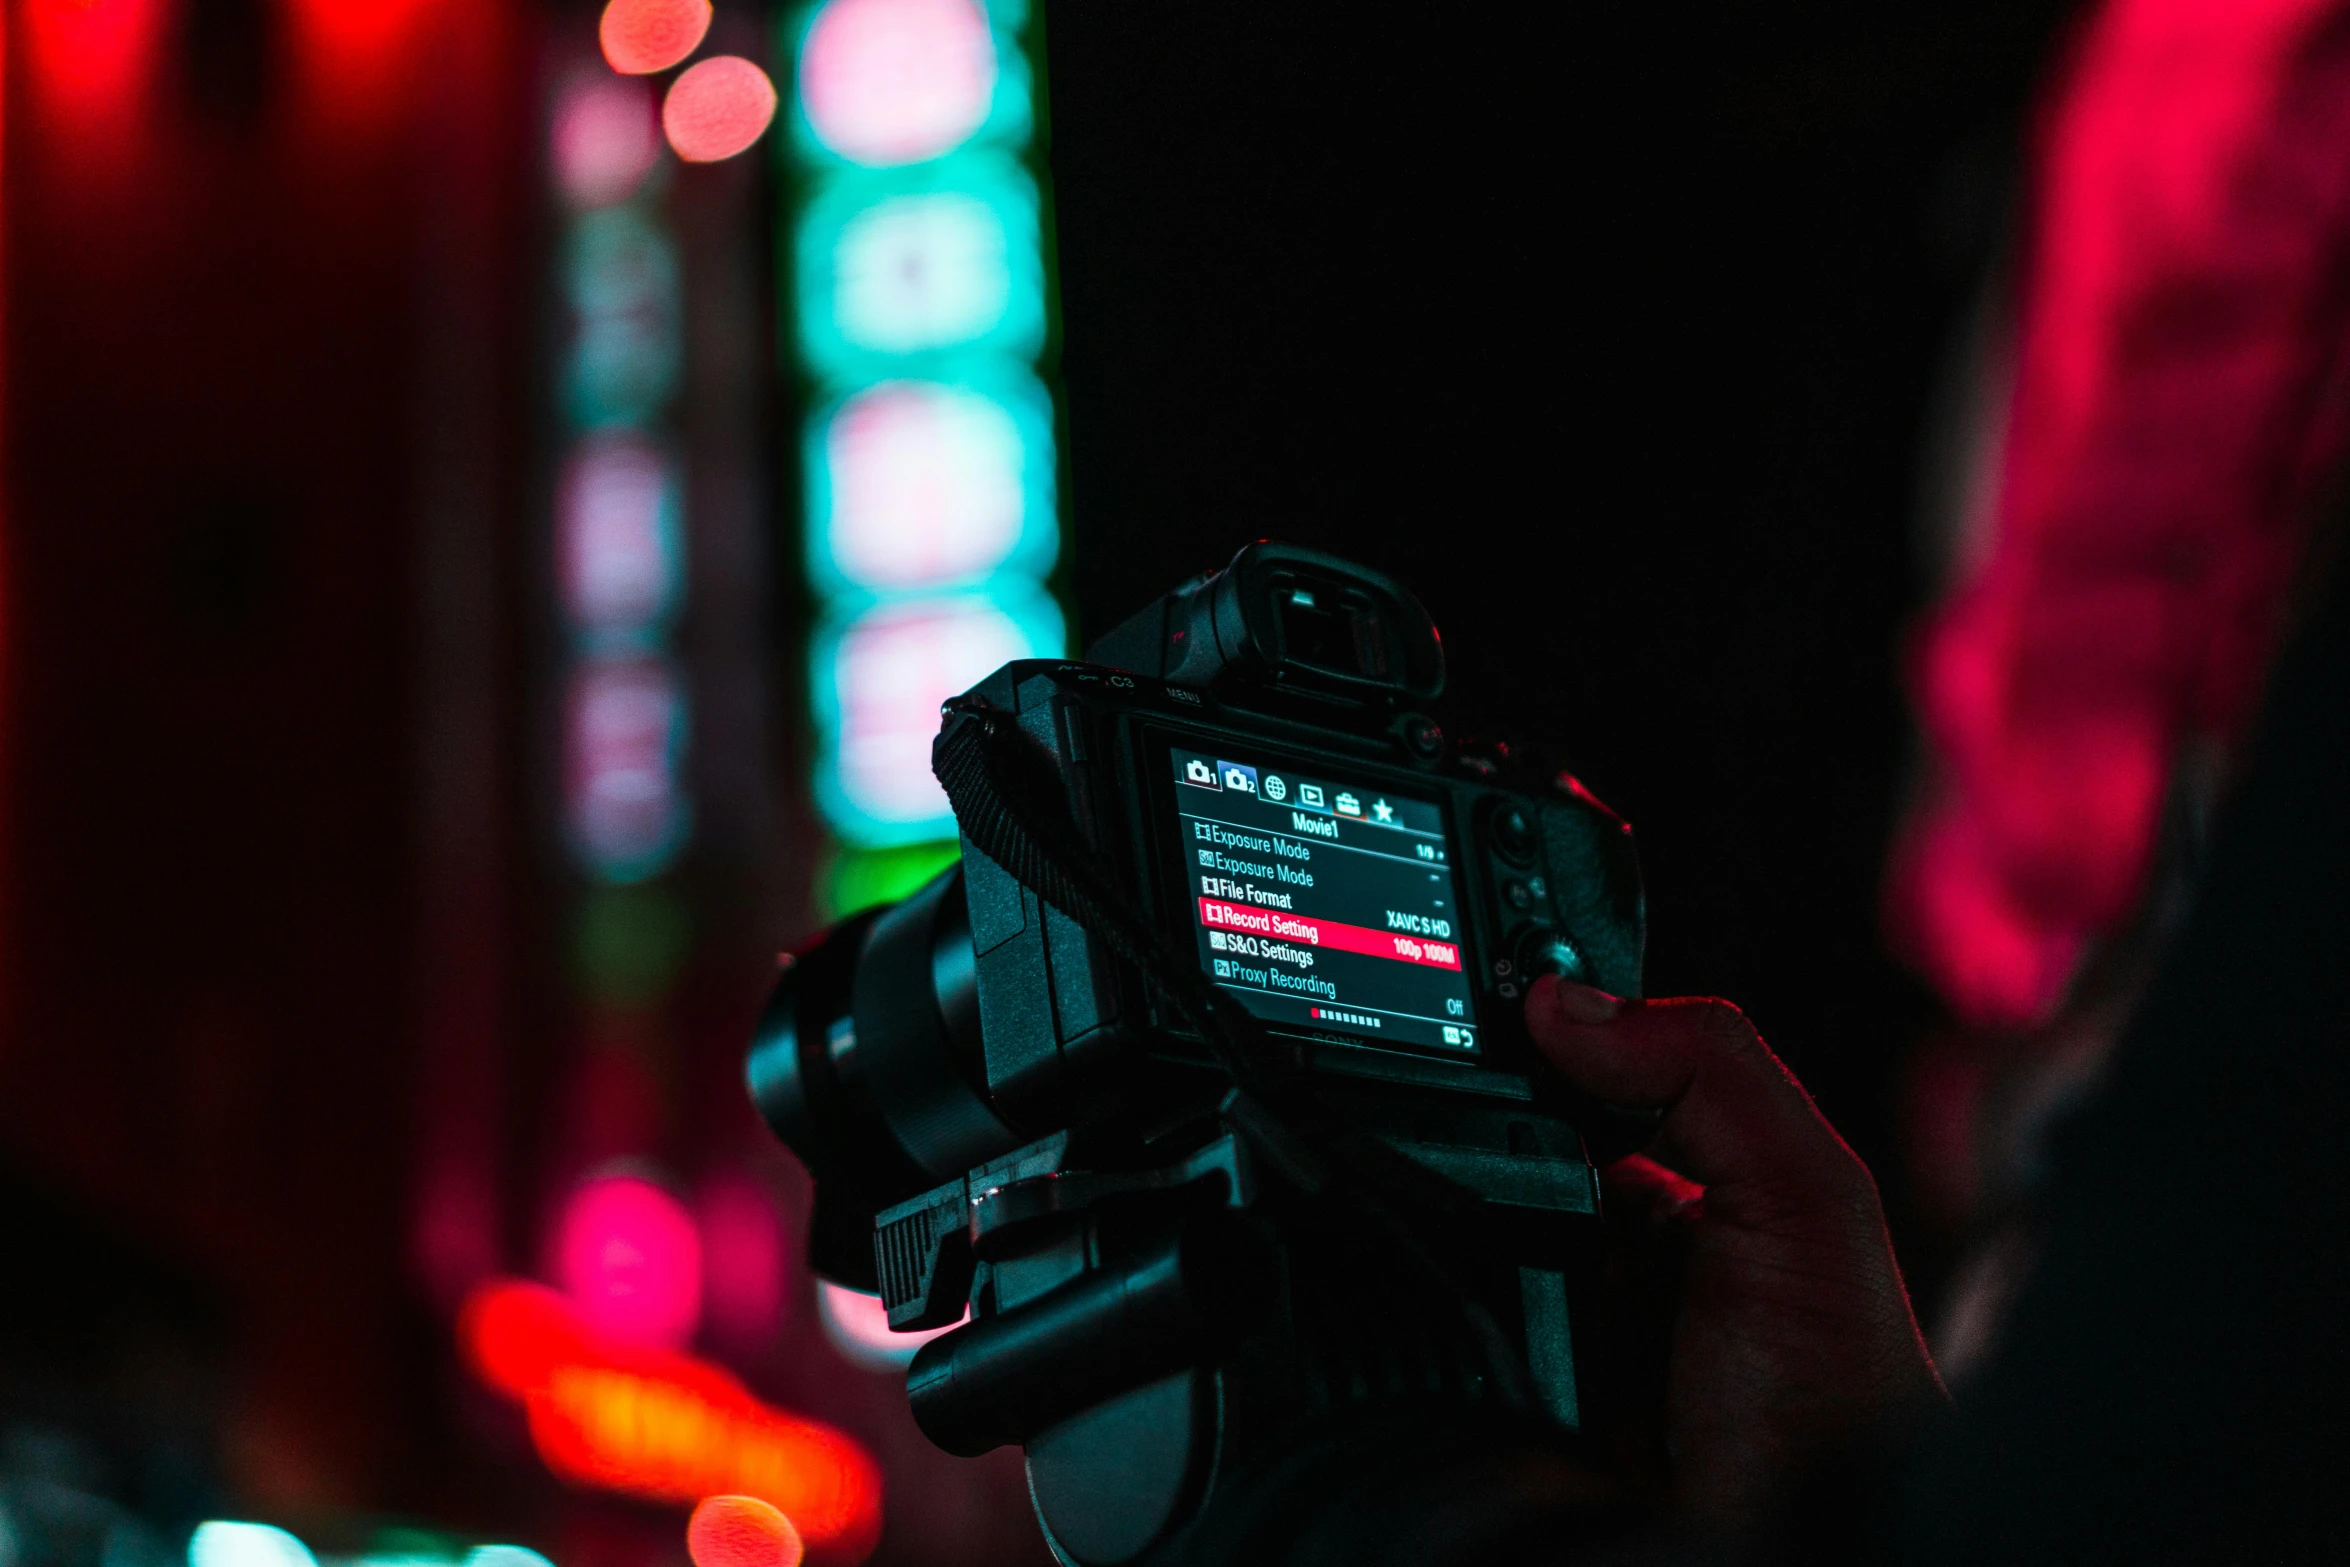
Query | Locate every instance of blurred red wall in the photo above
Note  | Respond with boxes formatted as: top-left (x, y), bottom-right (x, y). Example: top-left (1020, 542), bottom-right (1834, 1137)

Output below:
top-left (1, 0), bottom-right (534, 1515)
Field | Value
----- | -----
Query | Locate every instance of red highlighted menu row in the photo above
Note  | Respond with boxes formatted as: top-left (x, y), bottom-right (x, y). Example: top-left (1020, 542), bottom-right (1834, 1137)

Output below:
top-left (1197, 897), bottom-right (1462, 971)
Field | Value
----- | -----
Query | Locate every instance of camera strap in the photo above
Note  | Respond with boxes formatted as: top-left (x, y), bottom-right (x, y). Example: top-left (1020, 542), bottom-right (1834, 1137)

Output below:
top-left (932, 696), bottom-right (1537, 1409)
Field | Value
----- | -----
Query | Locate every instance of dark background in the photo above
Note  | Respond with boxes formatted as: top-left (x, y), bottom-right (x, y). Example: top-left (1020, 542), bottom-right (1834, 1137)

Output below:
top-left (1048, 0), bottom-right (2081, 1190)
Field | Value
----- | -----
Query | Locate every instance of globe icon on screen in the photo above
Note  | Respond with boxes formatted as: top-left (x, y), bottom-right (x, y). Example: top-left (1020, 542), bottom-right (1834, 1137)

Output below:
top-left (1264, 775), bottom-right (1289, 802)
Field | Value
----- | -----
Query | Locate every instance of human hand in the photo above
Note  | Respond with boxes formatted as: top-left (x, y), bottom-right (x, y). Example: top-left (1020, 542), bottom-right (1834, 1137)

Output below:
top-left (1524, 977), bottom-right (1947, 1525)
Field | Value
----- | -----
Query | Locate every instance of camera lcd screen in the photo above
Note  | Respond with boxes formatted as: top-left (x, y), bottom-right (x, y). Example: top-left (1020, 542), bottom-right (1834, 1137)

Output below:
top-left (1163, 743), bottom-right (1481, 1053)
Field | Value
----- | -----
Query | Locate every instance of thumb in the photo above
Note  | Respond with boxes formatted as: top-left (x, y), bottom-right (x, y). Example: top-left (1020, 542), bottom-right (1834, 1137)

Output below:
top-left (1523, 976), bottom-right (1857, 1193)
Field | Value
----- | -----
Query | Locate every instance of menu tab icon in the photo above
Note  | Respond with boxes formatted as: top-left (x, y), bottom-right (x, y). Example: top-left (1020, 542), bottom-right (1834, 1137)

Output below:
top-left (1335, 791), bottom-right (1363, 817)
top-left (1219, 761), bottom-right (1259, 793)
top-left (1297, 783), bottom-right (1326, 809)
top-left (1183, 758), bottom-right (1219, 788)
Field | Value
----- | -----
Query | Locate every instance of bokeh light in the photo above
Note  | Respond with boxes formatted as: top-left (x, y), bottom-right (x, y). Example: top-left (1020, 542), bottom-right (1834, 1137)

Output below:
top-left (815, 1280), bottom-right (964, 1371)
top-left (459, 1280), bottom-right (883, 1560)
top-left (460, 1280), bottom-right (594, 1399)
top-left (816, 381), bottom-right (1037, 592)
top-left (559, 434), bottom-right (683, 642)
top-left (688, 1496), bottom-right (805, 1567)
top-left (600, 0), bottom-right (712, 76)
top-left (565, 655), bottom-right (690, 882)
top-left (699, 1174), bottom-right (788, 1349)
top-left (664, 56), bottom-right (780, 164)
top-left (188, 1523), bottom-right (319, 1567)
top-left (23, 0), bottom-right (168, 141)
top-left (555, 1172), bottom-right (704, 1349)
top-left (564, 207), bottom-right (682, 429)
top-left (816, 591), bottom-right (1063, 841)
top-left (553, 77), bottom-right (661, 209)
top-left (799, 0), bottom-right (996, 167)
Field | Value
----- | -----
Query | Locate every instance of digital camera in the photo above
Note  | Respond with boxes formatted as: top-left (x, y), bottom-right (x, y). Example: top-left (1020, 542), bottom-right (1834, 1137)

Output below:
top-left (748, 543), bottom-right (1644, 1565)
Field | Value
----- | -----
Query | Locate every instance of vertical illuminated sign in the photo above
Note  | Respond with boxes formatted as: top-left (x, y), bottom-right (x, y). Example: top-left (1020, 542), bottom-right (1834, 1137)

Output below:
top-left (552, 73), bottom-right (693, 886)
top-left (780, 0), bottom-right (1067, 909)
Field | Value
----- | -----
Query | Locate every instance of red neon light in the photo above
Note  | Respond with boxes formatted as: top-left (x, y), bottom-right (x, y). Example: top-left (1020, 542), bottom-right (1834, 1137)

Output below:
top-left (461, 1281), bottom-right (882, 1564)
top-left (1890, 0), bottom-right (2350, 1025)
top-left (1197, 897), bottom-right (1461, 970)
top-left (663, 56), bottom-right (779, 164)
top-left (23, 0), bottom-right (166, 149)
top-left (554, 77), bottom-right (663, 210)
top-left (601, 0), bottom-right (712, 76)
top-left (689, 1496), bottom-right (804, 1567)
top-left (282, 0), bottom-right (439, 119)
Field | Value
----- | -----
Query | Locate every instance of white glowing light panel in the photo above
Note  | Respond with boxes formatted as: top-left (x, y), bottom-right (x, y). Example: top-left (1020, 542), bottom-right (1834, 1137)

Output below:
top-left (783, 0), bottom-right (1066, 849)
top-left (814, 589), bottom-right (1063, 830)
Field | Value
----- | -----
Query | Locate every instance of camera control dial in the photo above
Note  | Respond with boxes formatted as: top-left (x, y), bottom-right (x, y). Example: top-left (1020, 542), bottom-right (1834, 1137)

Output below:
top-left (1512, 927), bottom-right (1588, 988)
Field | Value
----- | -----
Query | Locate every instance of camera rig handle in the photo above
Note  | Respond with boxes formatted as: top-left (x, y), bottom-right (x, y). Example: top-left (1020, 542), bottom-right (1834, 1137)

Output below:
top-left (874, 1131), bottom-right (1258, 1333)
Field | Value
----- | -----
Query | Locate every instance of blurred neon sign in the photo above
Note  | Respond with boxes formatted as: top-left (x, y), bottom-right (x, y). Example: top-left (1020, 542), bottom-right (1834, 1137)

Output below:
top-left (782, 0), bottom-right (1067, 869)
top-left (464, 1281), bottom-right (883, 1563)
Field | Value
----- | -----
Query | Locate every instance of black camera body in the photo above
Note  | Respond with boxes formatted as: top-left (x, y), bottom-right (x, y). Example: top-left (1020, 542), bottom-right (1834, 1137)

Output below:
top-left (750, 545), bottom-right (1644, 1565)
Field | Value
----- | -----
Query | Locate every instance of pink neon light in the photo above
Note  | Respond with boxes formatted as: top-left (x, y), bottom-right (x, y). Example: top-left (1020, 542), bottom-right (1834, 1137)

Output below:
top-left (1197, 898), bottom-right (1462, 970)
top-left (699, 1175), bottom-right (787, 1349)
top-left (824, 383), bottom-right (1025, 590)
top-left (560, 435), bottom-right (677, 635)
top-left (833, 599), bottom-right (1036, 822)
top-left (814, 1281), bottom-right (962, 1371)
top-left (798, 0), bottom-right (995, 167)
top-left (553, 76), bottom-right (662, 209)
top-left (556, 1173), bottom-right (704, 1351)
top-left (565, 656), bottom-right (685, 870)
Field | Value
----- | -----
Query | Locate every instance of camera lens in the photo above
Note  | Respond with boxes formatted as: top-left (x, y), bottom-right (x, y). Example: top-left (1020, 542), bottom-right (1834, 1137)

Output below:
top-left (747, 864), bottom-right (1023, 1282)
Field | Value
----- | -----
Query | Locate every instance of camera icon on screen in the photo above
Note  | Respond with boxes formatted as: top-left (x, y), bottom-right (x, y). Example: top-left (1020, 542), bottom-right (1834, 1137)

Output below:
top-left (1184, 758), bottom-right (1219, 787)
top-left (1220, 762), bottom-right (1259, 793)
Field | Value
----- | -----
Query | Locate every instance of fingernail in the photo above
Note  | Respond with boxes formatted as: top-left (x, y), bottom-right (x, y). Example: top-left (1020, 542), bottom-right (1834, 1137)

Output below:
top-left (1545, 979), bottom-right (1621, 1025)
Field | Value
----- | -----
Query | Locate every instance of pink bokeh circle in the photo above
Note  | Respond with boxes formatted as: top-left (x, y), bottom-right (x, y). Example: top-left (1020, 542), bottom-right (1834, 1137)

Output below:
top-left (555, 1171), bottom-right (703, 1349)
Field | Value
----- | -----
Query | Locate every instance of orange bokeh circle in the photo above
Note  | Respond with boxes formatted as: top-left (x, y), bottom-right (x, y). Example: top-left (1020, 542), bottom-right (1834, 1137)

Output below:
top-left (663, 56), bottom-right (779, 164)
top-left (688, 1495), bottom-right (804, 1567)
top-left (600, 0), bottom-right (712, 76)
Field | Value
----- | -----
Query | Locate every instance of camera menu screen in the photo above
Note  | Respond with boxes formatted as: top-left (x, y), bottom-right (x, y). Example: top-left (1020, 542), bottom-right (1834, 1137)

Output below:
top-left (1164, 744), bottom-right (1480, 1053)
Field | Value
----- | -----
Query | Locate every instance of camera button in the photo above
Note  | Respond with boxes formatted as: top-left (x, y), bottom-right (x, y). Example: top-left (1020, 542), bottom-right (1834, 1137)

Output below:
top-left (1505, 880), bottom-right (1537, 912)
top-left (1492, 803), bottom-right (1538, 865)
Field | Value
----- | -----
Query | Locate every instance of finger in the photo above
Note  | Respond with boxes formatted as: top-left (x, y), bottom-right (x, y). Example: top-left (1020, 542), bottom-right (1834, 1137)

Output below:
top-left (1525, 976), bottom-right (1857, 1193)
top-left (1601, 1153), bottom-right (1705, 1224)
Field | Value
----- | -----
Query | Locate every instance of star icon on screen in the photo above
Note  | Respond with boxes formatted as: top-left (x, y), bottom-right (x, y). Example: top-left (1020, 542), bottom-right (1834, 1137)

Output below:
top-left (1372, 798), bottom-right (1395, 823)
